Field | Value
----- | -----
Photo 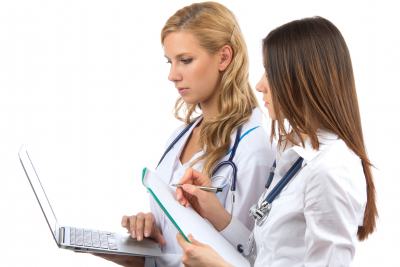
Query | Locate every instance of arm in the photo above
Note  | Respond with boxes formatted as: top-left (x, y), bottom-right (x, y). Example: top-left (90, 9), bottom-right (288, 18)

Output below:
top-left (176, 233), bottom-right (234, 267)
top-left (303, 163), bottom-right (364, 266)
top-left (176, 168), bottom-right (255, 265)
top-left (176, 147), bottom-right (271, 250)
top-left (176, 144), bottom-right (274, 232)
top-left (89, 253), bottom-right (145, 267)
top-left (176, 168), bottom-right (232, 231)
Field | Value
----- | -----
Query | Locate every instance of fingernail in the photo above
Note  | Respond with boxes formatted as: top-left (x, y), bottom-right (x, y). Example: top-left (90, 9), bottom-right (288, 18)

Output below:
top-left (179, 200), bottom-right (183, 206)
top-left (177, 193), bottom-right (180, 200)
top-left (185, 203), bottom-right (189, 208)
top-left (184, 185), bottom-right (190, 190)
top-left (132, 231), bottom-right (135, 237)
top-left (144, 231), bottom-right (149, 237)
top-left (122, 222), bottom-right (126, 227)
top-left (137, 234), bottom-right (142, 241)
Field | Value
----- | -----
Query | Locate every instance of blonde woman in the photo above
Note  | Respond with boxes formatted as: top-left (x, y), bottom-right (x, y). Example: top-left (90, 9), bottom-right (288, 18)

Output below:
top-left (92, 2), bottom-right (275, 267)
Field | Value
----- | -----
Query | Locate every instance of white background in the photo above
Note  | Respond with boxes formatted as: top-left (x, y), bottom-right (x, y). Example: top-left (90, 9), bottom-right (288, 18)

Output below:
top-left (0, 0), bottom-right (399, 266)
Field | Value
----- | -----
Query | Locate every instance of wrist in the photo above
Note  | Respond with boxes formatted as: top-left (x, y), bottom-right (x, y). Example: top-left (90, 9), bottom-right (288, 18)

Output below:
top-left (206, 209), bottom-right (232, 232)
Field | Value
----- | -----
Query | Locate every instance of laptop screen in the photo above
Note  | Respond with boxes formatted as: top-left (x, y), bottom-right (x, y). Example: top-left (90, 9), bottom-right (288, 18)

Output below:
top-left (19, 145), bottom-right (60, 246)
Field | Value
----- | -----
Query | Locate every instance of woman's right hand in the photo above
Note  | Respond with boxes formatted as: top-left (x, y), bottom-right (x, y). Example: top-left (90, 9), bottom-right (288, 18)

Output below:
top-left (176, 167), bottom-right (232, 232)
top-left (121, 212), bottom-right (166, 246)
top-left (87, 213), bottom-right (165, 267)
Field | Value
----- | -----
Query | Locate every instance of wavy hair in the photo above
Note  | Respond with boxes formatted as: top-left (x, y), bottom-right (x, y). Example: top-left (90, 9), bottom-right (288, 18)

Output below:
top-left (161, 1), bottom-right (259, 178)
top-left (262, 16), bottom-right (377, 241)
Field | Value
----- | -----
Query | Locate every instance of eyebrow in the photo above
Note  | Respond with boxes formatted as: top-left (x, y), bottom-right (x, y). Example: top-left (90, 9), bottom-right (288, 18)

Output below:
top-left (164, 53), bottom-right (191, 59)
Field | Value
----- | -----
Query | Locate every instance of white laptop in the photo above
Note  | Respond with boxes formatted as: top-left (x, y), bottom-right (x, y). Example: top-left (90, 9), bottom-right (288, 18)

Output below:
top-left (18, 145), bottom-right (163, 257)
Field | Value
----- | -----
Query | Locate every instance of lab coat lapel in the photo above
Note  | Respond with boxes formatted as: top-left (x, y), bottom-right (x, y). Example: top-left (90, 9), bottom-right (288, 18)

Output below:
top-left (155, 118), bottom-right (202, 184)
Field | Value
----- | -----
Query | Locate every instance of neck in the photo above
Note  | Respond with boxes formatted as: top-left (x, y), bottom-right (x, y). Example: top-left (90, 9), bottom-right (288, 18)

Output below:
top-left (299, 132), bottom-right (309, 143)
top-left (199, 88), bottom-right (220, 124)
top-left (200, 102), bottom-right (219, 124)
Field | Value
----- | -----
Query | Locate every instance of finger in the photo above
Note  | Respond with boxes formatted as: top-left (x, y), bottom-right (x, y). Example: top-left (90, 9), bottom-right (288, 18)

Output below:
top-left (154, 227), bottom-right (167, 247)
top-left (121, 215), bottom-right (129, 229)
top-left (179, 168), bottom-right (212, 187)
top-left (182, 191), bottom-right (196, 207)
top-left (176, 187), bottom-right (184, 201)
top-left (187, 234), bottom-right (206, 247)
top-left (143, 214), bottom-right (154, 238)
top-left (135, 213), bottom-right (145, 241)
top-left (176, 169), bottom-right (194, 206)
top-left (177, 186), bottom-right (194, 207)
top-left (182, 183), bottom-right (210, 201)
top-left (128, 215), bottom-right (137, 238)
top-left (176, 233), bottom-right (190, 249)
top-left (179, 190), bottom-right (189, 207)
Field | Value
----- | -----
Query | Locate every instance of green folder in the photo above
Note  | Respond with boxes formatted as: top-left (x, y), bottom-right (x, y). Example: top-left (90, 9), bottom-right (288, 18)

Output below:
top-left (142, 167), bottom-right (190, 243)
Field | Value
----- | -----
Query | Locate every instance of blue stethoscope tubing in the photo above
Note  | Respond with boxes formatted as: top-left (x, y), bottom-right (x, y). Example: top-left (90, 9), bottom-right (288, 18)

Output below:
top-left (238, 156), bottom-right (304, 256)
top-left (265, 157), bottom-right (303, 203)
top-left (156, 120), bottom-right (198, 169)
top-left (211, 124), bottom-right (242, 192)
top-left (155, 118), bottom-right (259, 214)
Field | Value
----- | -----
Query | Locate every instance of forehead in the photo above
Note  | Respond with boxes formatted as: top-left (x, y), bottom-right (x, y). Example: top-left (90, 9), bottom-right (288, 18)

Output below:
top-left (163, 31), bottom-right (204, 58)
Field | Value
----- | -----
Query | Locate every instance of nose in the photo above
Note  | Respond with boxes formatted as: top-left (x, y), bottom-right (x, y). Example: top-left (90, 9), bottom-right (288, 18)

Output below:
top-left (255, 75), bottom-right (263, 93)
top-left (168, 63), bottom-right (182, 83)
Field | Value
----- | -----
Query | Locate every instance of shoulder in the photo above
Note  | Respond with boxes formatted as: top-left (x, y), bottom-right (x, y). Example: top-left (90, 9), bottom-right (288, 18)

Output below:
top-left (305, 139), bottom-right (366, 204)
top-left (240, 125), bottom-right (275, 154)
top-left (309, 139), bottom-right (363, 177)
top-left (163, 123), bottom-right (186, 150)
top-left (235, 108), bottom-right (276, 162)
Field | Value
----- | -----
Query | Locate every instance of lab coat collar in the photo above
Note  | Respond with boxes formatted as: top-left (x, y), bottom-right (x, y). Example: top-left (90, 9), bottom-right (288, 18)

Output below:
top-left (172, 107), bottom-right (262, 163)
top-left (227, 107), bottom-right (263, 148)
top-left (246, 107), bottom-right (262, 131)
top-left (173, 115), bottom-right (204, 160)
top-left (290, 129), bottom-right (339, 162)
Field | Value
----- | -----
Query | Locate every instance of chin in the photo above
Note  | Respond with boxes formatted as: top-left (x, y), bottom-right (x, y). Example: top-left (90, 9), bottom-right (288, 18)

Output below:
top-left (181, 97), bottom-right (200, 105)
top-left (267, 112), bottom-right (276, 120)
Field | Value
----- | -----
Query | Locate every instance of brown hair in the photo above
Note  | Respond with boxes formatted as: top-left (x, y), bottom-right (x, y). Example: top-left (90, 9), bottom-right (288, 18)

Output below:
top-left (161, 2), bottom-right (259, 177)
top-left (262, 16), bottom-right (377, 241)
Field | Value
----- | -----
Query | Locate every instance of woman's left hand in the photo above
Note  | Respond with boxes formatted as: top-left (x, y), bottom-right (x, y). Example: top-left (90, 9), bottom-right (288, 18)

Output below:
top-left (176, 233), bottom-right (233, 267)
top-left (89, 253), bottom-right (145, 267)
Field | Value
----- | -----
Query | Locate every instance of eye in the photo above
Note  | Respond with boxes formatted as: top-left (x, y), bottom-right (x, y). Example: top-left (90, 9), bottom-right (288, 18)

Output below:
top-left (181, 59), bottom-right (192, 64)
top-left (166, 60), bottom-right (172, 64)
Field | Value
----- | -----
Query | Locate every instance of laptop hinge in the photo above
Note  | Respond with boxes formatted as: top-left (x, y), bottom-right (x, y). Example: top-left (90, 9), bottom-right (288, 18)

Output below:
top-left (60, 227), bottom-right (65, 244)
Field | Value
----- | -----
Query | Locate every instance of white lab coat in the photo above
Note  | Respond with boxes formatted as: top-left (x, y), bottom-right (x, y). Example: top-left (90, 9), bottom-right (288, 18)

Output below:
top-left (144, 108), bottom-right (276, 267)
top-left (220, 129), bottom-right (367, 267)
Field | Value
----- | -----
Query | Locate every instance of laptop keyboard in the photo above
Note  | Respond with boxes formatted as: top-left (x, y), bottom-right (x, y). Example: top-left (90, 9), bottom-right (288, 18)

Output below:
top-left (69, 228), bottom-right (118, 250)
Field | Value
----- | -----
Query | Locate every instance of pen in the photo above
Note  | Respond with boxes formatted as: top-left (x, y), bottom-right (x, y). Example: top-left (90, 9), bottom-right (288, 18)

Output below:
top-left (171, 184), bottom-right (223, 192)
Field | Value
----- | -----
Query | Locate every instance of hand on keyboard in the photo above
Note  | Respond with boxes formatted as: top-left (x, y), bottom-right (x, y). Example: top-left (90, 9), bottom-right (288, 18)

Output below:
top-left (121, 212), bottom-right (166, 247)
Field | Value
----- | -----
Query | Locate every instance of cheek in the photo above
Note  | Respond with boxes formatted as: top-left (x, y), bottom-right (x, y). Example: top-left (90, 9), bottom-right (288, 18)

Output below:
top-left (194, 61), bottom-right (220, 93)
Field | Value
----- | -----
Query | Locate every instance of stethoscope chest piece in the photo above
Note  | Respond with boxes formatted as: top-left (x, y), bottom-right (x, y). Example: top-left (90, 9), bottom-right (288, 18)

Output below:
top-left (238, 157), bottom-right (304, 257)
top-left (249, 200), bottom-right (271, 226)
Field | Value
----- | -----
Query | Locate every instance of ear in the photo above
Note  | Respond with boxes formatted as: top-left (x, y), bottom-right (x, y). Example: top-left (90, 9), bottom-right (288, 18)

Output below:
top-left (218, 45), bottom-right (233, 72)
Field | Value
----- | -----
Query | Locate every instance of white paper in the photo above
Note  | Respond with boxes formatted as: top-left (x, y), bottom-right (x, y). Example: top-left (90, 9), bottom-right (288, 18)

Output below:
top-left (143, 168), bottom-right (250, 267)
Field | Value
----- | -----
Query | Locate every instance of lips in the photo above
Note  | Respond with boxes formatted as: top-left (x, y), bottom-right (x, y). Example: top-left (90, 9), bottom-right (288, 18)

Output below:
top-left (177, 88), bottom-right (189, 94)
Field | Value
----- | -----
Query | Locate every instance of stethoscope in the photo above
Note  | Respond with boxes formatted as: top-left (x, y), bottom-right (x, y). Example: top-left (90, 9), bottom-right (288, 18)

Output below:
top-left (156, 118), bottom-right (259, 215)
top-left (237, 157), bottom-right (305, 258)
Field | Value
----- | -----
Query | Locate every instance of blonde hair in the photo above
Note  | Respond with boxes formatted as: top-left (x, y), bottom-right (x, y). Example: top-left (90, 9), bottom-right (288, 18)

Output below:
top-left (161, 1), bottom-right (259, 178)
